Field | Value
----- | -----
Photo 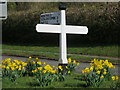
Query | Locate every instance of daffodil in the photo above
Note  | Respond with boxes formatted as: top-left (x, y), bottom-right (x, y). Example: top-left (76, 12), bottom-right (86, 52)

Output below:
top-left (37, 67), bottom-right (43, 70)
top-left (58, 65), bottom-right (63, 70)
top-left (44, 65), bottom-right (52, 71)
top-left (100, 75), bottom-right (104, 78)
top-left (43, 62), bottom-right (46, 65)
top-left (66, 66), bottom-right (68, 69)
top-left (68, 71), bottom-right (71, 74)
top-left (116, 76), bottom-right (119, 80)
top-left (18, 67), bottom-right (21, 70)
top-left (111, 76), bottom-right (115, 80)
top-left (68, 58), bottom-right (71, 63)
top-left (32, 69), bottom-right (37, 73)
top-left (76, 63), bottom-right (80, 65)
top-left (36, 57), bottom-right (39, 59)
top-left (29, 57), bottom-right (32, 59)
top-left (16, 66), bottom-right (19, 69)
top-left (43, 70), bottom-right (47, 73)
top-left (34, 57), bottom-right (39, 62)
top-left (73, 60), bottom-right (76, 64)
top-left (37, 61), bottom-right (42, 65)
top-left (90, 66), bottom-right (93, 71)
top-left (22, 67), bottom-right (25, 69)
top-left (96, 71), bottom-right (100, 74)
top-left (103, 72), bottom-right (107, 75)
top-left (6, 66), bottom-right (9, 69)
top-left (82, 70), bottom-right (85, 73)
top-left (51, 70), bottom-right (56, 73)
top-left (11, 67), bottom-right (15, 70)
top-left (83, 67), bottom-right (90, 73)
top-left (32, 61), bottom-right (35, 64)
top-left (2, 65), bottom-right (6, 68)
top-left (104, 69), bottom-right (107, 72)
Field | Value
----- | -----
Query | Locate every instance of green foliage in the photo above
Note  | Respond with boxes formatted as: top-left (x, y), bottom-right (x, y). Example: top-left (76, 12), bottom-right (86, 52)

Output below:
top-left (2, 2), bottom-right (119, 45)
top-left (35, 72), bottom-right (56, 87)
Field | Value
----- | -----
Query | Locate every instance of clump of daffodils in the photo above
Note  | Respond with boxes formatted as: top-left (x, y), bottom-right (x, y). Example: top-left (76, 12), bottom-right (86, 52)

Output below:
top-left (2, 58), bottom-right (27, 71)
top-left (67, 58), bottom-right (80, 72)
top-left (1, 58), bottom-right (27, 82)
top-left (32, 64), bottom-right (57, 74)
top-left (81, 59), bottom-right (118, 87)
top-left (82, 59), bottom-right (115, 76)
top-left (25, 57), bottom-right (46, 76)
top-left (111, 76), bottom-right (119, 80)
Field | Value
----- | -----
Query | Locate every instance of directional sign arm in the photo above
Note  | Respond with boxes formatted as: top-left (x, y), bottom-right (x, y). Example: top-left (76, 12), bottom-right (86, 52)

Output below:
top-left (65, 25), bottom-right (88, 34)
top-left (36, 24), bottom-right (60, 33)
top-left (36, 24), bottom-right (88, 34)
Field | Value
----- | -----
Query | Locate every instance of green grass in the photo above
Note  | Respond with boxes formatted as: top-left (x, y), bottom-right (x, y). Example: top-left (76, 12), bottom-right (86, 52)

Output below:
top-left (2, 73), bottom-right (115, 88)
top-left (1, 44), bottom-right (120, 63)
top-left (0, 71), bottom-right (2, 89)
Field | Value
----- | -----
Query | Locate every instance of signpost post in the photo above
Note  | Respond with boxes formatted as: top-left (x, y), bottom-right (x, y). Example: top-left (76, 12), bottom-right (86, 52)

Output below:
top-left (36, 4), bottom-right (88, 66)
top-left (0, 0), bottom-right (7, 20)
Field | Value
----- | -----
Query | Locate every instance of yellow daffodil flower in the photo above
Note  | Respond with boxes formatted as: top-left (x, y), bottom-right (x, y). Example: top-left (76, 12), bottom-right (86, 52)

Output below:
top-left (68, 58), bottom-right (71, 63)
top-left (96, 71), bottom-right (100, 74)
top-left (29, 57), bottom-right (32, 59)
top-left (116, 76), bottom-right (119, 80)
top-left (32, 69), bottom-right (37, 73)
top-left (76, 63), bottom-right (80, 65)
top-left (2, 65), bottom-right (6, 68)
top-left (44, 65), bottom-right (53, 71)
top-left (43, 70), bottom-right (47, 73)
top-left (104, 69), bottom-right (107, 72)
top-left (73, 60), bottom-right (76, 64)
top-left (37, 61), bottom-right (42, 65)
top-left (51, 70), bottom-right (56, 73)
top-left (112, 76), bottom-right (115, 80)
top-left (37, 67), bottom-right (43, 70)
top-left (66, 66), bottom-right (68, 69)
top-left (43, 62), bottom-right (46, 65)
top-left (58, 65), bottom-right (63, 70)
top-left (11, 67), bottom-right (15, 70)
top-left (103, 72), bottom-right (107, 75)
top-left (100, 75), bottom-right (104, 78)
top-left (68, 71), bottom-right (71, 74)
top-left (90, 66), bottom-right (93, 71)
top-left (6, 66), bottom-right (9, 69)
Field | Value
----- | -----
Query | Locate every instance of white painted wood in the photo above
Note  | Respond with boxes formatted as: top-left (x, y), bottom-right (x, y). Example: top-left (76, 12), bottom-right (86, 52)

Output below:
top-left (59, 10), bottom-right (68, 64)
top-left (65, 25), bottom-right (88, 34)
top-left (0, 0), bottom-right (7, 20)
top-left (36, 8), bottom-right (88, 64)
top-left (36, 24), bottom-right (88, 34)
top-left (36, 24), bottom-right (60, 33)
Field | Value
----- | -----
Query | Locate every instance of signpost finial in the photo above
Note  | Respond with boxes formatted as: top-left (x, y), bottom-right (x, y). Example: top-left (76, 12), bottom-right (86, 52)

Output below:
top-left (59, 3), bottom-right (67, 10)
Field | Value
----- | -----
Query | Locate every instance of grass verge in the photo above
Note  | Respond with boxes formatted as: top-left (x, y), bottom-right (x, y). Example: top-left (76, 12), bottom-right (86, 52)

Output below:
top-left (2, 73), bottom-right (116, 88)
top-left (1, 44), bottom-right (120, 64)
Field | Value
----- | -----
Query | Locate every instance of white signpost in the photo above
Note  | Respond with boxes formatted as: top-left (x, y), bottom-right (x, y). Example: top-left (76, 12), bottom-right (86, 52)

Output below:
top-left (36, 4), bottom-right (88, 65)
top-left (0, 0), bottom-right (7, 20)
